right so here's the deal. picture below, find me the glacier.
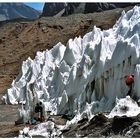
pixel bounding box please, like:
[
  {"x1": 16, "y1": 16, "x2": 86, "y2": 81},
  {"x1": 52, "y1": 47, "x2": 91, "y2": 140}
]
[{"x1": 2, "y1": 6, "x2": 140, "y2": 124}]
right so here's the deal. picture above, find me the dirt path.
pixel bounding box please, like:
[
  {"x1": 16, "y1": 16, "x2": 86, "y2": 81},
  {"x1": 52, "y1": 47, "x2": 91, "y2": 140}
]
[{"x1": 0, "y1": 104, "x2": 25, "y2": 137}]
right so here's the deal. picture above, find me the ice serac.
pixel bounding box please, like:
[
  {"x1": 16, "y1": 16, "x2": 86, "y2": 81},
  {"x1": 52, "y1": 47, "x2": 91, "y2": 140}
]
[{"x1": 2, "y1": 6, "x2": 140, "y2": 120}]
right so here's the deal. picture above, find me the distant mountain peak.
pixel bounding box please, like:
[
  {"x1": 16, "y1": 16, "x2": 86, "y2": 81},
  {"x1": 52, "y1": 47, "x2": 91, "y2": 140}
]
[{"x1": 0, "y1": 3, "x2": 41, "y2": 21}]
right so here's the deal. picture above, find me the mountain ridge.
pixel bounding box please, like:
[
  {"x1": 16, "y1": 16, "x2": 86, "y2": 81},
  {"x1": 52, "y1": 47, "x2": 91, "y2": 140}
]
[
  {"x1": 41, "y1": 3, "x2": 139, "y2": 17},
  {"x1": 0, "y1": 3, "x2": 41, "y2": 21}
]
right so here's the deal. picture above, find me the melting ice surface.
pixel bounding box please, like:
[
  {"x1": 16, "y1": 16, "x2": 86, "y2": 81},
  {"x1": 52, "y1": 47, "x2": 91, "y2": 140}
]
[{"x1": 3, "y1": 6, "x2": 140, "y2": 137}]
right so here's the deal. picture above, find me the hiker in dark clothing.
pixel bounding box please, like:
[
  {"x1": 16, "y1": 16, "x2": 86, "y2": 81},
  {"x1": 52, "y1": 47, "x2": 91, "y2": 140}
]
[
  {"x1": 35, "y1": 103, "x2": 40, "y2": 113},
  {"x1": 33, "y1": 103, "x2": 40, "y2": 121},
  {"x1": 38, "y1": 102, "x2": 43, "y2": 119},
  {"x1": 34, "y1": 102, "x2": 45, "y2": 122}
]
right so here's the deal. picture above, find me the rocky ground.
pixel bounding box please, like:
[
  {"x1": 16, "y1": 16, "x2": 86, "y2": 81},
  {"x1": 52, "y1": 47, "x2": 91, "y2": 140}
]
[
  {"x1": 0, "y1": 104, "x2": 25, "y2": 137},
  {"x1": 61, "y1": 113, "x2": 140, "y2": 138},
  {"x1": 16, "y1": 112, "x2": 140, "y2": 138},
  {"x1": 0, "y1": 6, "x2": 136, "y2": 137},
  {"x1": 1, "y1": 104, "x2": 140, "y2": 137}
]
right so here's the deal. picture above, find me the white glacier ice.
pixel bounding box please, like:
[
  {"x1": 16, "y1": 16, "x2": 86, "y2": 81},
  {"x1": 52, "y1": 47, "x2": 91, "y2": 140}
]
[{"x1": 2, "y1": 6, "x2": 140, "y2": 125}]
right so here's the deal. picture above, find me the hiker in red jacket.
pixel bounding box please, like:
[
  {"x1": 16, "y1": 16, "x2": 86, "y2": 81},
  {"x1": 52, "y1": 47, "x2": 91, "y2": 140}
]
[{"x1": 125, "y1": 74, "x2": 134, "y2": 96}]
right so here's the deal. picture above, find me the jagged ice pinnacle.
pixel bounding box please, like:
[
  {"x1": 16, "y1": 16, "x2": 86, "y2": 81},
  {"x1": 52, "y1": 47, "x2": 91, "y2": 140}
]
[{"x1": 2, "y1": 6, "x2": 140, "y2": 120}]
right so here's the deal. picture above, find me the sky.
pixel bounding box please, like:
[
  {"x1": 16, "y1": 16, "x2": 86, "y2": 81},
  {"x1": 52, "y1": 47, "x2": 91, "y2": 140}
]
[{"x1": 24, "y1": 3, "x2": 44, "y2": 11}]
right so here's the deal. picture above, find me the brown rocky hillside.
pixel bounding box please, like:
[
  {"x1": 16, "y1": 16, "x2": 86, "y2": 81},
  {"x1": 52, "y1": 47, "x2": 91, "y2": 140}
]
[{"x1": 0, "y1": 6, "x2": 133, "y2": 98}]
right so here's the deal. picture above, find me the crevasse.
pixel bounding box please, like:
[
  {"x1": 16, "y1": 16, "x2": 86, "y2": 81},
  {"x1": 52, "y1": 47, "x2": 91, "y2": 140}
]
[{"x1": 2, "y1": 6, "x2": 140, "y2": 119}]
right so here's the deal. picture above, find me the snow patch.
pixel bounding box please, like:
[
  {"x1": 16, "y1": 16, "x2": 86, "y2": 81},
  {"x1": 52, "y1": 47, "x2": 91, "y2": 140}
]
[
  {"x1": 107, "y1": 96, "x2": 140, "y2": 118},
  {"x1": 18, "y1": 121, "x2": 64, "y2": 138}
]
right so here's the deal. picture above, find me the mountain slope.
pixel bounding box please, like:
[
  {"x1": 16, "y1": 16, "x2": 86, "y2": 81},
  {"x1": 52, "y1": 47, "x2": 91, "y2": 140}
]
[
  {"x1": 0, "y1": 3, "x2": 41, "y2": 21},
  {"x1": 0, "y1": 6, "x2": 132, "y2": 98},
  {"x1": 1, "y1": 5, "x2": 140, "y2": 138}
]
